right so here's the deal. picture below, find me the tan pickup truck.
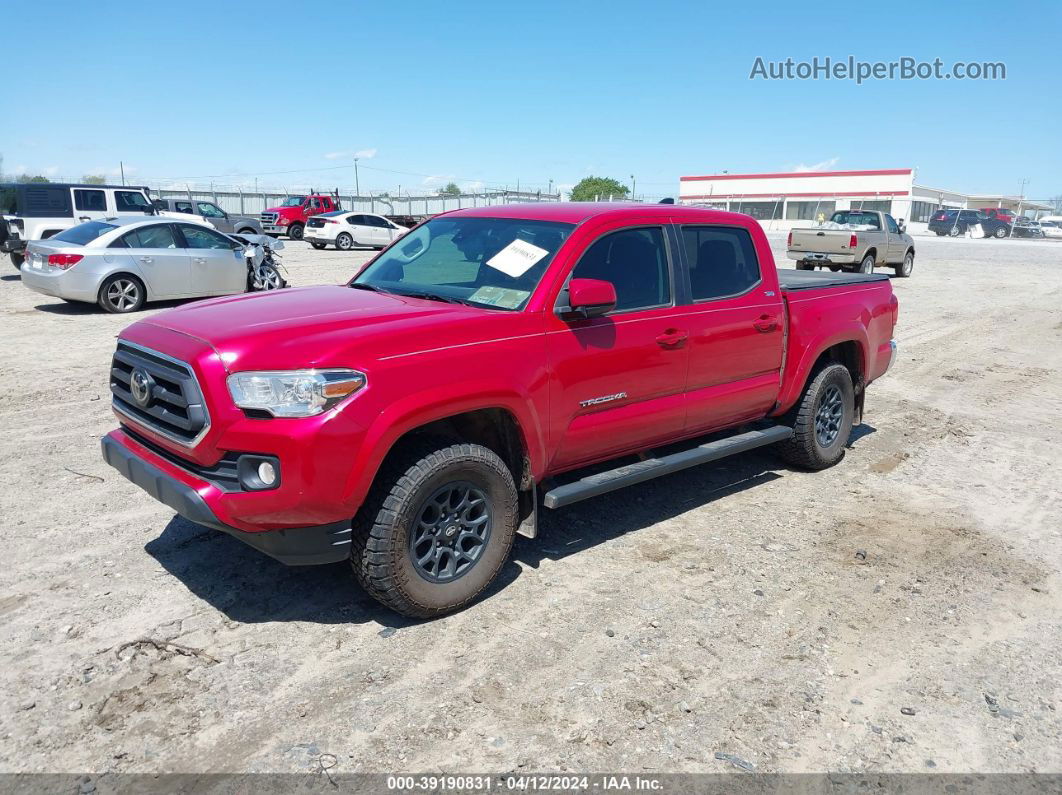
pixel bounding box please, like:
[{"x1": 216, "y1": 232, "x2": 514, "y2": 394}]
[{"x1": 787, "y1": 209, "x2": 915, "y2": 278}]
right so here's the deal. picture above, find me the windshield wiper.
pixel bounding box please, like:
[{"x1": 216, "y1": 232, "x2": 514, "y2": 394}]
[
  {"x1": 392, "y1": 290, "x2": 469, "y2": 305},
  {"x1": 350, "y1": 282, "x2": 391, "y2": 294}
]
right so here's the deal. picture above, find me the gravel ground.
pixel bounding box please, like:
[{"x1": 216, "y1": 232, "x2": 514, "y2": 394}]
[{"x1": 0, "y1": 231, "x2": 1060, "y2": 775}]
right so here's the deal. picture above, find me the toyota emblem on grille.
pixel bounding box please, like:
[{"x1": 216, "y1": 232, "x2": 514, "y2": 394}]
[{"x1": 130, "y1": 369, "x2": 155, "y2": 408}]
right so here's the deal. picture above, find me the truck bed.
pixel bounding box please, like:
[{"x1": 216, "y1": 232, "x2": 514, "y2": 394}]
[{"x1": 777, "y1": 269, "x2": 890, "y2": 291}]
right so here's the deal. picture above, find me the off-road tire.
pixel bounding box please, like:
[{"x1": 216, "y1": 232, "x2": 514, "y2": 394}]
[
  {"x1": 287, "y1": 223, "x2": 304, "y2": 241},
  {"x1": 775, "y1": 363, "x2": 855, "y2": 471},
  {"x1": 894, "y1": 250, "x2": 914, "y2": 278},
  {"x1": 309, "y1": 241, "x2": 327, "y2": 250},
  {"x1": 350, "y1": 442, "x2": 518, "y2": 618}
]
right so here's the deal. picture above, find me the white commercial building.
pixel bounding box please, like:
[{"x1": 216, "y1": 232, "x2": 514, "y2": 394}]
[{"x1": 678, "y1": 168, "x2": 1050, "y2": 231}]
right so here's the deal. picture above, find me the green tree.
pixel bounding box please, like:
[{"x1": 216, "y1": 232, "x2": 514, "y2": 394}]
[
  {"x1": 570, "y1": 176, "x2": 629, "y2": 202},
  {"x1": 17, "y1": 174, "x2": 51, "y2": 183},
  {"x1": 82, "y1": 175, "x2": 106, "y2": 184},
  {"x1": 440, "y1": 182, "x2": 461, "y2": 196}
]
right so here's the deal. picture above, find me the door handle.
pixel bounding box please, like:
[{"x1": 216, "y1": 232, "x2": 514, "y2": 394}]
[
  {"x1": 193, "y1": 257, "x2": 206, "y2": 264},
  {"x1": 753, "y1": 314, "x2": 779, "y2": 333},
  {"x1": 78, "y1": 216, "x2": 90, "y2": 221},
  {"x1": 138, "y1": 256, "x2": 153, "y2": 264},
  {"x1": 656, "y1": 328, "x2": 689, "y2": 348}
]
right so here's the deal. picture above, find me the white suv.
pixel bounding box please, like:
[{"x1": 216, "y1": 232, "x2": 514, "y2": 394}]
[
  {"x1": 304, "y1": 211, "x2": 408, "y2": 251},
  {"x1": 1, "y1": 182, "x2": 155, "y2": 269}
]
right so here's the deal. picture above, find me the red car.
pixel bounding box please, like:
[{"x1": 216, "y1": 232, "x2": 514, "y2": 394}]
[
  {"x1": 979, "y1": 208, "x2": 1016, "y2": 224},
  {"x1": 259, "y1": 193, "x2": 341, "y2": 240},
  {"x1": 101, "y1": 202, "x2": 898, "y2": 617}
]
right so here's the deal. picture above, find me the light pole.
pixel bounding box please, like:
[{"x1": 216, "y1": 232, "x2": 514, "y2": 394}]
[
  {"x1": 354, "y1": 158, "x2": 361, "y2": 200},
  {"x1": 630, "y1": 174, "x2": 635, "y2": 200}
]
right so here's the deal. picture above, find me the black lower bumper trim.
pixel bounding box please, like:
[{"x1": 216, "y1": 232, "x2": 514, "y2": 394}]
[{"x1": 101, "y1": 435, "x2": 352, "y2": 565}]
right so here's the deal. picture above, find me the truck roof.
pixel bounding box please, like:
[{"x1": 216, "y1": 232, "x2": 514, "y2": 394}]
[{"x1": 446, "y1": 201, "x2": 748, "y2": 225}]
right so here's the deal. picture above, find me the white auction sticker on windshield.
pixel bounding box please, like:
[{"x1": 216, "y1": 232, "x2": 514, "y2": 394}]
[{"x1": 485, "y1": 239, "x2": 549, "y2": 278}]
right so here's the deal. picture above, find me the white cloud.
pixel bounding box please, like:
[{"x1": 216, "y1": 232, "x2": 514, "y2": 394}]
[
  {"x1": 324, "y1": 148, "x2": 377, "y2": 160},
  {"x1": 421, "y1": 174, "x2": 454, "y2": 187},
  {"x1": 460, "y1": 180, "x2": 484, "y2": 192},
  {"x1": 791, "y1": 157, "x2": 840, "y2": 173},
  {"x1": 42, "y1": 166, "x2": 59, "y2": 176}
]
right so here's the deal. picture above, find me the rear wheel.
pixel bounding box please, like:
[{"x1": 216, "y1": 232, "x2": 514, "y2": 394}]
[
  {"x1": 336, "y1": 232, "x2": 354, "y2": 251},
  {"x1": 894, "y1": 250, "x2": 914, "y2": 278},
  {"x1": 98, "y1": 274, "x2": 145, "y2": 314},
  {"x1": 859, "y1": 254, "x2": 875, "y2": 274},
  {"x1": 775, "y1": 363, "x2": 855, "y2": 470},
  {"x1": 287, "y1": 223, "x2": 304, "y2": 241},
  {"x1": 948, "y1": 226, "x2": 961, "y2": 237},
  {"x1": 350, "y1": 442, "x2": 518, "y2": 618},
  {"x1": 309, "y1": 241, "x2": 327, "y2": 250},
  {"x1": 10, "y1": 252, "x2": 25, "y2": 270},
  {"x1": 796, "y1": 261, "x2": 813, "y2": 271}
]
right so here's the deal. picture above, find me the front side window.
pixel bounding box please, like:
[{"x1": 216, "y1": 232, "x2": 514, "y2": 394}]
[
  {"x1": 180, "y1": 225, "x2": 236, "y2": 250},
  {"x1": 885, "y1": 214, "x2": 900, "y2": 233},
  {"x1": 197, "y1": 202, "x2": 226, "y2": 218},
  {"x1": 353, "y1": 216, "x2": 574, "y2": 311},
  {"x1": 570, "y1": 227, "x2": 671, "y2": 313},
  {"x1": 175, "y1": 201, "x2": 194, "y2": 213},
  {"x1": 117, "y1": 224, "x2": 179, "y2": 249},
  {"x1": 74, "y1": 189, "x2": 106, "y2": 212},
  {"x1": 682, "y1": 226, "x2": 760, "y2": 301},
  {"x1": 115, "y1": 191, "x2": 151, "y2": 213}
]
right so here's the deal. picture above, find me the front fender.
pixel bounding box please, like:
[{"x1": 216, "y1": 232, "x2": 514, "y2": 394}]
[{"x1": 340, "y1": 381, "x2": 547, "y2": 512}]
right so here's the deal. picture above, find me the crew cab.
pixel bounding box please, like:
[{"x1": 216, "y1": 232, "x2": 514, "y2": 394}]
[
  {"x1": 788, "y1": 209, "x2": 915, "y2": 277},
  {"x1": 259, "y1": 193, "x2": 341, "y2": 240},
  {"x1": 1, "y1": 182, "x2": 155, "y2": 270},
  {"x1": 101, "y1": 203, "x2": 898, "y2": 618}
]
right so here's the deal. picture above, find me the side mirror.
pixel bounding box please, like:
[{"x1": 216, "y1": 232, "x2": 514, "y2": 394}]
[
  {"x1": 897, "y1": 219, "x2": 906, "y2": 232},
  {"x1": 563, "y1": 278, "x2": 617, "y2": 319}
]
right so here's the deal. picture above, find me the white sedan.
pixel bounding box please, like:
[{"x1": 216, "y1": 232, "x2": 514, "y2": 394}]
[
  {"x1": 1039, "y1": 220, "x2": 1062, "y2": 239},
  {"x1": 304, "y1": 212, "x2": 408, "y2": 251}
]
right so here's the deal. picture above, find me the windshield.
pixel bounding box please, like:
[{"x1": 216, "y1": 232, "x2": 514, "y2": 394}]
[
  {"x1": 50, "y1": 221, "x2": 117, "y2": 245},
  {"x1": 280, "y1": 196, "x2": 306, "y2": 207},
  {"x1": 352, "y1": 216, "x2": 574, "y2": 311}
]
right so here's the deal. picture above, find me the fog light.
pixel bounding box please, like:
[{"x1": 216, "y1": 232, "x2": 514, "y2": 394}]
[{"x1": 257, "y1": 461, "x2": 277, "y2": 486}]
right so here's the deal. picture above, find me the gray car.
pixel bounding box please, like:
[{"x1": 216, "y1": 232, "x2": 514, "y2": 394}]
[
  {"x1": 152, "y1": 197, "x2": 263, "y2": 236},
  {"x1": 20, "y1": 217, "x2": 265, "y2": 313}
]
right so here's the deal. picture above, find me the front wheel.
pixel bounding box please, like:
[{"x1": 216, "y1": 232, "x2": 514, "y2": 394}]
[
  {"x1": 894, "y1": 251, "x2": 914, "y2": 278},
  {"x1": 248, "y1": 262, "x2": 285, "y2": 291},
  {"x1": 287, "y1": 223, "x2": 304, "y2": 241},
  {"x1": 350, "y1": 443, "x2": 518, "y2": 618},
  {"x1": 336, "y1": 232, "x2": 354, "y2": 251},
  {"x1": 775, "y1": 363, "x2": 855, "y2": 471}
]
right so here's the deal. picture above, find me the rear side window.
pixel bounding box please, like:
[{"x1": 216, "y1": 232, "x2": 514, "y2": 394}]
[
  {"x1": 23, "y1": 186, "x2": 72, "y2": 217},
  {"x1": 51, "y1": 221, "x2": 118, "y2": 245},
  {"x1": 115, "y1": 224, "x2": 179, "y2": 249},
  {"x1": 74, "y1": 189, "x2": 106, "y2": 212},
  {"x1": 115, "y1": 191, "x2": 151, "y2": 213},
  {"x1": 682, "y1": 226, "x2": 761, "y2": 301},
  {"x1": 571, "y1": 227, "x2": 671, "y2": 312},
  {"x1": 347, "y1": 214, "x2": 367, "y2": 225}
]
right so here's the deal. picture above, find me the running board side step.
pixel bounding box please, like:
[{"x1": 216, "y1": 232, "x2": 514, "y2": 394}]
[{"x1": 541, "y1": 425, "x2": 793, "y2": 509}]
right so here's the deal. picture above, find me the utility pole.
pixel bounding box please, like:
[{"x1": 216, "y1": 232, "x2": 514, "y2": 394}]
[
  {"x1": 1009, "y1": 178, "x2": 1029, "y2": 238},
  {"x1": 120, "y1": 161, "x2": 125, "y2": 186},
  {"x1": 630, "y1": 174, "x2": 635, "y2": 200},
  {"x1": 354, "y1": 158, "x2": 360, "y2": 200}
]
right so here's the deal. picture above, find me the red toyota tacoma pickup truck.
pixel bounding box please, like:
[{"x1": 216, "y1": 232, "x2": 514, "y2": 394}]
[{"x1": 101, "y1": 203, "x2": 898, "y2": 617}]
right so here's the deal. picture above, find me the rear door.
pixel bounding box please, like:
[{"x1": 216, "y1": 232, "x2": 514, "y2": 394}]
[
  {"x1": 72, "y1": 188, "x2": 109, "y2": 224},
  {"x1": 178, "y1": 223, "x2": 246, "y2": 295},
  {"x1": 110, "y1": 223, "x2": 189, "y2": 298},
  {"x1": 547, "y1": 221, "x2": 688, "y2": 470},
  {"x1": 678, "y1": 224, "x2": 784, "y2": 432}
]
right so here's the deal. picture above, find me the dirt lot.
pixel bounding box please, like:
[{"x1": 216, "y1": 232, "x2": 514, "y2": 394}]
[{"x1": 1, "y1": 232, "x2": 1060, "y2": 776}]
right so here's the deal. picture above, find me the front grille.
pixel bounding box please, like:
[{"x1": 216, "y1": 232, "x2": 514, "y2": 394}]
[
  {"x1": 122, "y1": 425, "x2": 241, "y2": 492},
  {"x1": 260, "y1": 212, "x2": 278, "y2": 224},
  {"x1": 110, "y1": 341, "x2": 209, "y2": 446}
]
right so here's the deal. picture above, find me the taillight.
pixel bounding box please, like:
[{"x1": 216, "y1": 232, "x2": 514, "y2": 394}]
[
  {"x1": 848, "y1": 234, "x2": 858, "y2": 249},
  {"x1": 786, "y1": 230, "x2": 793, "y2": 247},
  {"x1": 48, "y1": 253, "x2": 83, "y2": 269},
  {"x1": 323, "y1": 218, "x2": 337, "y2": 224}
]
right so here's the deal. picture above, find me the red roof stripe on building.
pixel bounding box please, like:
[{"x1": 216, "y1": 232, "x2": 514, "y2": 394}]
[
  {"x1": 680, "y1": 169, "x2": 913, "y2": 182},
  {"x1": 681, "y1": 190, "x2": 910, "y2": 200}
]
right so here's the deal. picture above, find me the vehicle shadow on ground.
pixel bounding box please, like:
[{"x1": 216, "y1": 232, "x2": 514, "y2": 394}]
[
  {"x1": 34, "y1": 298, "x2": 190, "y2": 315},
  {"x1": 1, "y1": 274, "x2": 20, "y2": 282},
  {"x1": 146, "y1": 425, "x2": 876, "y2": 627}
]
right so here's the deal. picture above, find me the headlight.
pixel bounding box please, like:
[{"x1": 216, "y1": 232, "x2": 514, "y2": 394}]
[{"x1": 227, "y1": 369, "x2": 366, "y2": 417}]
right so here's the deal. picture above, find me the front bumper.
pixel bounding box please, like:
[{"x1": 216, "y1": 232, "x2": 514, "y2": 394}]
[
  {"x1": 101, "y1": 434, "x2": 352, "y2": 565},
  {"x1": 262, "y1": 224, "x2": 288, "y2": 235}
]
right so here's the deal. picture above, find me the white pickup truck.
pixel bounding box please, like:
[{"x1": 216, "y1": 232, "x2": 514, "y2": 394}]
[{"x1": 787, "y1": 209, "x2": 915, "y2": 278}]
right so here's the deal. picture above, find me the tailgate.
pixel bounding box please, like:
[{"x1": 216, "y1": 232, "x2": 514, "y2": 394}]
[{"x1": 788, "y1": 228, "x2": 852, "y2": 254}]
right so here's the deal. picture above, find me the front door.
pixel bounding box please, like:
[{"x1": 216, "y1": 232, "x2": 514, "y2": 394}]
[
  {"x1": 197, "y1": 201, "x2": 234, "y2": 233},
  {"x1": 677, "y1": 224, "x2": 785, "y2": 433},
  {"x1": 366, "y1": 215, "x2": 393, "y2": 246},
  {"x1": 883, "y1": 214, "x2": 905, "y2": 262},
  {"x1": 178, "y1": 223, "x2": 246, "y2": 295},
  {"x1": 547, "y1": 223, "x2": 689, "y2": 471}
]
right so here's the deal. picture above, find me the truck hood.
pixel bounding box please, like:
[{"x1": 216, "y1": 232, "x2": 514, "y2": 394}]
[{"x1": 133, "y1": 285, "x2": 524, "y2": 373}]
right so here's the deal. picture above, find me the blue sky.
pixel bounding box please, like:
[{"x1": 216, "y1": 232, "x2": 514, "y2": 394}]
[{"x1": 3, "y1": 0, "x2": 1059, "y2": 199}]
